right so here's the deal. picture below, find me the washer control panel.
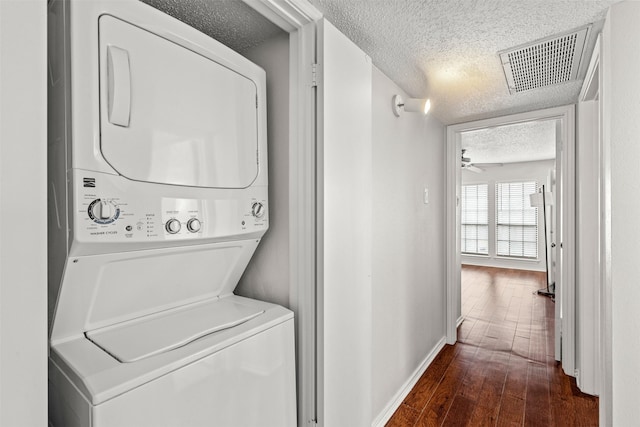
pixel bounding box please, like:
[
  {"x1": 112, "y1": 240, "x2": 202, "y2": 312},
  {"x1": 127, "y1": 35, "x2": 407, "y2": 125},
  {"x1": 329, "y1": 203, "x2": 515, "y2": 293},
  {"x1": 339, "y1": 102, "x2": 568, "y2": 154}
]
[{"x1": 73, "y1": 172, "x2": 268, "y2": 245}]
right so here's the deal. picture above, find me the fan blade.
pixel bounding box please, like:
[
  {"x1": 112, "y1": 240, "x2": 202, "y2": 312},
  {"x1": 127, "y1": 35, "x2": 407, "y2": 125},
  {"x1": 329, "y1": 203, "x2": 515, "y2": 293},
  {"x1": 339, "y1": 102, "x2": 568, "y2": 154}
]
[
  {"x1": 473, "y1": 162, "x2": 503, "y2": 168},
  {"x1": 465, "y1": 165, "x2": 484, "y2": 173}
]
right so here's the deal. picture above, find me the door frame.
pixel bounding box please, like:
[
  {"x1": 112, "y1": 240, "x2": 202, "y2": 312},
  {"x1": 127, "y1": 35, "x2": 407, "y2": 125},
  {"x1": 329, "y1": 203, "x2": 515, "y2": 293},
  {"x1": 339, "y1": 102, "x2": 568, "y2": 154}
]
[
  {"x1": 576, "y1": 34, "x2": 602, "y2": 397},
  {"x1": 242, "y1": 1, "x2": 321, "y2": 425},
  {"x1": 446, "y1": 106, "x2": 576, "y2": 375}
]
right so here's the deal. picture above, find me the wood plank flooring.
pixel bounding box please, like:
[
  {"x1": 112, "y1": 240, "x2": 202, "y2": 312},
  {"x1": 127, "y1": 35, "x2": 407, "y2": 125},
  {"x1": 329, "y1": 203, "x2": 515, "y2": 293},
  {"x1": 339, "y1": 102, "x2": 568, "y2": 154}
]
[{"x1": 386, "y1": 265, "x2": 599, "y2": 427}]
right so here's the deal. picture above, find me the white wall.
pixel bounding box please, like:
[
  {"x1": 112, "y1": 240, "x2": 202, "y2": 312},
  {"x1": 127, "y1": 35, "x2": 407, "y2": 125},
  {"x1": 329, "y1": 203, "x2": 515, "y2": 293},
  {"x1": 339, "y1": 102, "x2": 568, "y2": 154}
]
[
  {"x1": 461, "y1": 160, "x2": 555, "y2": 272},
  {"x1": 371, "y1": 67, "x2": 446, "y2": 423},
  {"x1": 0, "y1": 1, "x2": 48, "y2": 425},
  {"x1": 236, "y1": 32, "x2": 291, "y2": 308},
  {"x1": 318, "y1": 19, "x2": 372, "y2": 427},
  {"x1": 602, "y1": 2, "x2": 640, "y2": 424}
]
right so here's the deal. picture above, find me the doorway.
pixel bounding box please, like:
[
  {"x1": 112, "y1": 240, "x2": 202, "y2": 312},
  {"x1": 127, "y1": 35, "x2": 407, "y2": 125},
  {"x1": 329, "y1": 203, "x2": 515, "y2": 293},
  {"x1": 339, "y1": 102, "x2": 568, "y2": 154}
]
[
  {"x1": 446, "y1": 105, "x2": 576, "y2": 376},
  {"x1": 458, "y1": 118, "x2": 558, "y2": 352},
  {"x1": 459, "y1": 120, "x2": 557, "y2": 278}
]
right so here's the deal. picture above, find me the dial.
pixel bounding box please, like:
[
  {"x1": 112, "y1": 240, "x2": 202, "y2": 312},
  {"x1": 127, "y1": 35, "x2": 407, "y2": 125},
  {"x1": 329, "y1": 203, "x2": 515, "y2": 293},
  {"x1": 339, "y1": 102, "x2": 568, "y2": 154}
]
[
  {"x1": 165, "y1": 218, "x2": 181, "y2": 234},
  {"x1": 88, "y1": 199, "x2": 120, "y2": 224},
  {"x1": 187, "y1": 218, "x2": 201, "y2": 233},
  {"x1": 251, "y1": 202, "x2": 266, "y2": 219}
]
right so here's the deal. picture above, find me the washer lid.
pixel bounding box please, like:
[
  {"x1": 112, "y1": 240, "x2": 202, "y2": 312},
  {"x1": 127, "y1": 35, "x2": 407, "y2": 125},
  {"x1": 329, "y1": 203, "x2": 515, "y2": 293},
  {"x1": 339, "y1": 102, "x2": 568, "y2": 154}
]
[{"x1": 86, "y1": 298, "x2": 264, "y2": 363}]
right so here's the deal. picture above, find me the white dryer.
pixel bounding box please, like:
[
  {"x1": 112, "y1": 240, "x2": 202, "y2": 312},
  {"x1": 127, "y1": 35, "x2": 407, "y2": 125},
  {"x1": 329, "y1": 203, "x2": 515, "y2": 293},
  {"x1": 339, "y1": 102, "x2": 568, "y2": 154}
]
[{"x1": 47, "y1": 1, "x2": 295, "y2": 426}]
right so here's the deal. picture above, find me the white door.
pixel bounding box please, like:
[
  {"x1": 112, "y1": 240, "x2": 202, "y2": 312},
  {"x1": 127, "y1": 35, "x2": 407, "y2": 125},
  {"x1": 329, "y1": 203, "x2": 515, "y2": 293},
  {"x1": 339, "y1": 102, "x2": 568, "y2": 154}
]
[
  {"x1": 316, "y1": 18, "x2": 373, "y2": 427},
  {"x1": 98, "y1": 15, "x2": 260, "y2": 188},
  {"x1": 576, "y1": 99, "x2": 600, "y2": 394},
  {"x1": 575, "y1": 35, "x2": 602, "y2": 396},
  {"x1": 555, "y1": 111, "x2": 577, "y2": 374},
  {"x1": 555, "y1": 120, "x2": 563, "y2": 362},
  {"x1": 547, "y1": 170, "x2": 556, "y2": 289}
]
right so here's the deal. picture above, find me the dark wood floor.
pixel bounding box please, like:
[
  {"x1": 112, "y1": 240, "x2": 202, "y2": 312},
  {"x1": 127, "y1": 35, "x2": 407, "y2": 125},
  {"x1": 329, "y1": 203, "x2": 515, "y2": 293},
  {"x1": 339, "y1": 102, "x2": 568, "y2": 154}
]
[{"x1": 386, "y1": 265, "x2": 599, "y2": 426}]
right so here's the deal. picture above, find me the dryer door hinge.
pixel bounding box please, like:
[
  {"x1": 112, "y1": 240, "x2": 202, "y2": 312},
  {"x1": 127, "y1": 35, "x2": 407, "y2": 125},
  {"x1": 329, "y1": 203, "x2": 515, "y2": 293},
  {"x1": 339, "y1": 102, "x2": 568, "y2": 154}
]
[{"x1": 311, "y1": 63, "x2": 318, "y2": 87}]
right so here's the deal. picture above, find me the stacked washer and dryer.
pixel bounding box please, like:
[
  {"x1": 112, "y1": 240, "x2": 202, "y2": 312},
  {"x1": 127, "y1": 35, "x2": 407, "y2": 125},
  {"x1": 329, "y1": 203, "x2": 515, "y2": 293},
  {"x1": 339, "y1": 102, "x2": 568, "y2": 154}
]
[{"x1": 47, "y1": 1, "x2": 296, "y2": 425}]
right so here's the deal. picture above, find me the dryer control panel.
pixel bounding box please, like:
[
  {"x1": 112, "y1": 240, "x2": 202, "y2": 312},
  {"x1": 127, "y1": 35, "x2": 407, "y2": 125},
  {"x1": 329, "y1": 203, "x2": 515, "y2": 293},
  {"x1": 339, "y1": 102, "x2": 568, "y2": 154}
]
[{"x1": 71, "y1": 171, "x2": 268, "y2": 252}]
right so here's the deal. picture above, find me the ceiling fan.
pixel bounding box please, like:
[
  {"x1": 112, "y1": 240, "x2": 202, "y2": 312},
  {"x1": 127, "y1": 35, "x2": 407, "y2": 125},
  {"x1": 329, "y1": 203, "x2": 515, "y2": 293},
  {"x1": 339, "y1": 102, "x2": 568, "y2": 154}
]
[{"x1": 461, "y1": 149, "x2": 503, "y2": 173}]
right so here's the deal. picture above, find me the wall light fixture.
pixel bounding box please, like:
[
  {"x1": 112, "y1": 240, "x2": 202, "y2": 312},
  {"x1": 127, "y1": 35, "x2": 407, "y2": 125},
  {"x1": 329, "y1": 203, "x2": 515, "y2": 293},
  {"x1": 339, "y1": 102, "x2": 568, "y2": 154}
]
[{"x1": 392, "y1": 95, "x2": 431, "y2": 117}]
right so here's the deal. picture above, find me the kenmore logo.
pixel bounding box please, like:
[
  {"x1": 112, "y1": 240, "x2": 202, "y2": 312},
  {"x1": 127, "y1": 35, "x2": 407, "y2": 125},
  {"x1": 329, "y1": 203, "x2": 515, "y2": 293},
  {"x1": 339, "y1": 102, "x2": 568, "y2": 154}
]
[{"x1": 83, "y1": 177, "x2": 96, "y2": 188}]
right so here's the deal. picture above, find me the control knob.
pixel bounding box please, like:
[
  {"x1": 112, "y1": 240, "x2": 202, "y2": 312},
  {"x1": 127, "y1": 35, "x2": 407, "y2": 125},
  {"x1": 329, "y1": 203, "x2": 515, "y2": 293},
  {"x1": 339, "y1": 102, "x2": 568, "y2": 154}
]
[
  {"x1": 251, "y1": 202, "x2": 266, "y2": 219},
  {"x1": 88, "y1": 199, "x2": 119, "y2": 224},
  {"x1": 187, "y1": 218, "x2": 201, "y2": 233},
  {"x1": 165, "y1": 218, "x2": 181, "y2": 234}
]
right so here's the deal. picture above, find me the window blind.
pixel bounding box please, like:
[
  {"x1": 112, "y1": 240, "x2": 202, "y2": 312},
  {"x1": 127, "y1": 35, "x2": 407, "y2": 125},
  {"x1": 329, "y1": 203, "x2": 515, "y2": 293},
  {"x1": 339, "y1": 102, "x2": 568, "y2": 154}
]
[
  {"x1": 461, "y1": 184, "x2": 489, "y2": 255},
  {"x1": 496, "y1": 181, "x2": 538, "y2": 259}
]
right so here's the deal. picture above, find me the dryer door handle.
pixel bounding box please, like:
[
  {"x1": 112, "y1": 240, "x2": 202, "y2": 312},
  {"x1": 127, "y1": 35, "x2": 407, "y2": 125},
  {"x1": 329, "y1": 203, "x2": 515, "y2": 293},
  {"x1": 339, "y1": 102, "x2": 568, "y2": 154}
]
[{"x1": 107, "y1": 45, "x2": 131, "y2": 127}]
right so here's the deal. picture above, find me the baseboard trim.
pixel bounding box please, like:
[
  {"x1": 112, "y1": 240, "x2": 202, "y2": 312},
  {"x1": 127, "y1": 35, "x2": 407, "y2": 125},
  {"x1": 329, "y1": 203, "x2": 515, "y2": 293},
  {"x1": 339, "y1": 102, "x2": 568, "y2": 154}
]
[
  {"x1": 457, "y1": 316, "x2": 464, "y2": 328},
  {"x1": 371, "y1": 336, "x2": 447, "y2": 427}
]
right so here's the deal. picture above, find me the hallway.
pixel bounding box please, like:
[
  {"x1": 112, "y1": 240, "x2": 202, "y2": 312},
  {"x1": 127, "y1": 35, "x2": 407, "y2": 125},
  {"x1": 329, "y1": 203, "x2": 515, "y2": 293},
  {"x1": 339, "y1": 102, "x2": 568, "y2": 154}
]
[{"x1": 386, "y1": 265, "x2": 598, "y2": 426}]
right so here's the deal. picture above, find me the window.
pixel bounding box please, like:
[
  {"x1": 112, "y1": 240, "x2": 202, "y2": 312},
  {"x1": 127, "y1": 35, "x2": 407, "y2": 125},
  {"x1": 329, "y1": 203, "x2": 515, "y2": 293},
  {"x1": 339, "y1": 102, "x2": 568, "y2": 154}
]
[
  {"x1": 461, "y1": 184, "x2": 488, "y2": 255},
  {"x1": 496, "y1": 181, "x2": 538, "y2": 258}
]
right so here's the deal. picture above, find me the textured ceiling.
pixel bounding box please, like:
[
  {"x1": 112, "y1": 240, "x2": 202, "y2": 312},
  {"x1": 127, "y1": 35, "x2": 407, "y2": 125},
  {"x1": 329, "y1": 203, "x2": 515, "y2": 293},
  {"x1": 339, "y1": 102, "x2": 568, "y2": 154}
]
[
  {"x1": 140, "y1": 0, "x2": 283, "y2": 54},
  {"x1": 141, "y1": 0, "x2": 619, "y2": 125},
  {"x1": 461, "y1": 120, "x2": 557, "y2": 164},
  {"x1": 308, "y1": 0, "x2": 619, "y2": 124}
]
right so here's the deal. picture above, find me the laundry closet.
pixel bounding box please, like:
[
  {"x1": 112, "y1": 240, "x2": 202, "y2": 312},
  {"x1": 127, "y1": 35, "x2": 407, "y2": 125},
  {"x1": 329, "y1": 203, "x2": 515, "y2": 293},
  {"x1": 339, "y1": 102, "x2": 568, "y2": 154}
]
[{"x1": 46, "y1": 0, "x2": 295, "y2": 425}]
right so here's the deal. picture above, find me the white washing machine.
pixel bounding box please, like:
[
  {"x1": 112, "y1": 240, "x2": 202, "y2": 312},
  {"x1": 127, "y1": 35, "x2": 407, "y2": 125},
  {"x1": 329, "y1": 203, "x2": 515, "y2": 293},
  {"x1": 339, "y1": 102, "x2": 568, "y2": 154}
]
[{"x1": 47, "y1": 1, "x2": 296, "y2": 426}]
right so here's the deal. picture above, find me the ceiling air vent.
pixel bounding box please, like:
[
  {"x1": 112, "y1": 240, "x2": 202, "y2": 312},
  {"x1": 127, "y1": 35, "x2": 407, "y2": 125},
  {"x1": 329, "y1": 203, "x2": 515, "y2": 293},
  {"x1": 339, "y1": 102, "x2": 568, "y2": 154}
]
[{"x1": 499, "y1": 26, "x2": 590, "y2": 94}]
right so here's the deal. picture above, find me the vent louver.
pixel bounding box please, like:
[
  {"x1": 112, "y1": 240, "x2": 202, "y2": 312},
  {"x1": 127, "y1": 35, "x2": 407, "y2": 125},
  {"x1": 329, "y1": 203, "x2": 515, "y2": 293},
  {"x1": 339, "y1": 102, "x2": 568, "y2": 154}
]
[{"x1": 499, "y1": 26, "x2": 590, "y2": 94}]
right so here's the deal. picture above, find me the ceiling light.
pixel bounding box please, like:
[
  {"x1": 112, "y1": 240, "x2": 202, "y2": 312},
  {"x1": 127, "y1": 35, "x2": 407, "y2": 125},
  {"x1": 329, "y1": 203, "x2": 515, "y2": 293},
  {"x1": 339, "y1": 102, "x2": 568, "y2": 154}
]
[{"x1": 392, "y1": 95, "x2": 431, "y2": 117}]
